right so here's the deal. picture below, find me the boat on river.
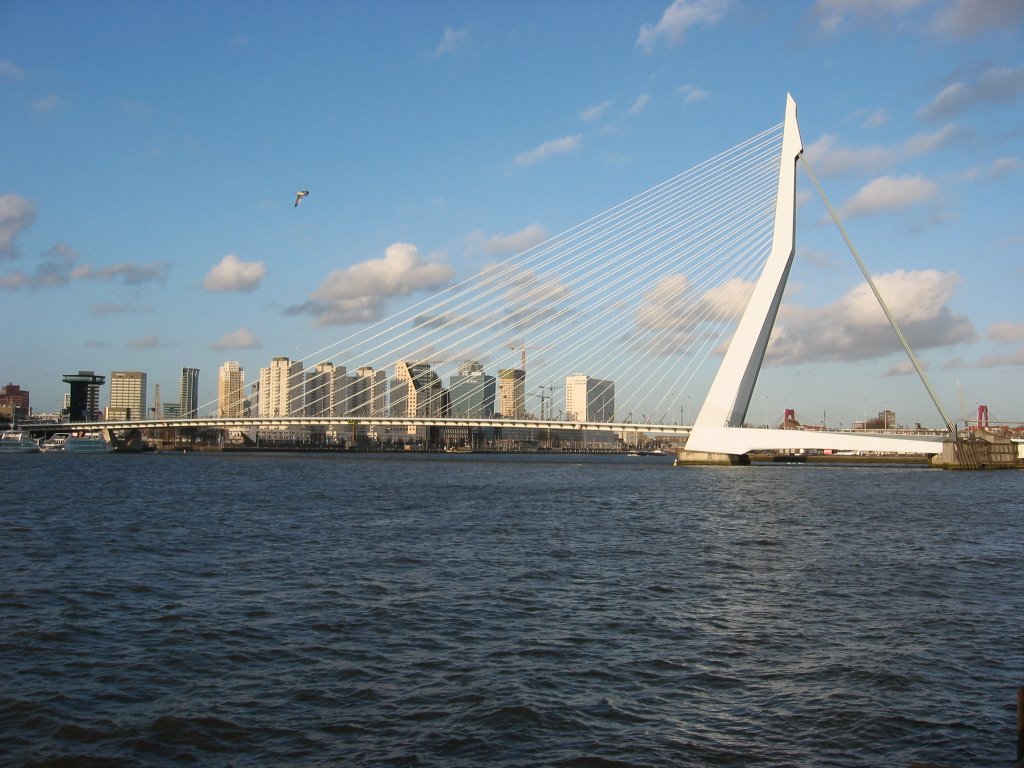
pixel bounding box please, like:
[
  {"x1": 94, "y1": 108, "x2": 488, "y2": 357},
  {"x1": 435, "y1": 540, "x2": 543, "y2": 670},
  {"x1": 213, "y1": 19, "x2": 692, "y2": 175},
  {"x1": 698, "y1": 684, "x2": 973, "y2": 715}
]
[
  {"x1": 40, "y1": 432, "x2": 112, "y2": 453},
  {"x1": 0, "y1": 432, "x2": 41, "y2": 453}
]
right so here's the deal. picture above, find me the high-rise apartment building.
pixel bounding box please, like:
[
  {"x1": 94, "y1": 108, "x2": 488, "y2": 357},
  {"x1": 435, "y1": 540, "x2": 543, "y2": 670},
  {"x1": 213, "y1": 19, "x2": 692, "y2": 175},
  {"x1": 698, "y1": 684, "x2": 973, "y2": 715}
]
[
  {"x1": 390, "y1": 361, "x2": 444, "y2": 418},
  {"x1": 497, "y1": 368, "x2": 526, "y2": 418},
  {"x1": 565, "y1": 374, "x2": 615, "y2": 422},
  {"x1": 348, "y1": 366, "x2": 387, "y2": 417},
  {"x1": 107, "y1": 371, "x2": 147, "y2": 420},
  {"x1": 217, "y1": 361, "x2": 245, "y2": 418},
  {"x1": 179, "y1": 367, "x2": 200, "y2": 419},
  {"x1": 305, "y1": 361, "x2": 348, "y2": 417},
  {"x1": 258, "y1": 357, "x2": 304, "y2": 417},
  {"x1": 448, "y1": 362, "x2": 495, "y2": 418}
]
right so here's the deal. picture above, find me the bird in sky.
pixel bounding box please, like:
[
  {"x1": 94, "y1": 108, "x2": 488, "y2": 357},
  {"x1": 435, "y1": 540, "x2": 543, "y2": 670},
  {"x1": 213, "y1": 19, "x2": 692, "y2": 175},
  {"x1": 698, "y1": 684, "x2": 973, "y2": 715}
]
[{"x1": 294, "y1": 190, "x2": 309, "y2": 207}]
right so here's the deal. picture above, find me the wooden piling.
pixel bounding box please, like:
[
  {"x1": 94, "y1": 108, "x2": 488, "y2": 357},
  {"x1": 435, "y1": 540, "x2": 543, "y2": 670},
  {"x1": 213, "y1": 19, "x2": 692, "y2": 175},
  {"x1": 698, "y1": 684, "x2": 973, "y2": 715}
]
[{"x1": 1017, "y1": 686, "x2": 1023, "y2": 763}]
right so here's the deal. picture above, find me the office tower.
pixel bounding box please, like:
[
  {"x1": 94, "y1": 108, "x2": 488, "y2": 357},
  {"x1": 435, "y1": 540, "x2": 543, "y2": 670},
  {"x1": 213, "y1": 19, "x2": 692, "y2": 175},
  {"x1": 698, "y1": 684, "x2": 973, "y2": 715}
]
[
  {"x1": 179, "y1": 367, "x2": 200, "y2": 419},
  {"x1": 258, "y1": 357, "x2": 303, "y2": 417},
  {"x1": 62, "y1": 371, "x2": 105, "y2": 421},
  {"x1": 107, "y1": 371, "x2": 147, "y2": 420},
  {"x1": 448, "y1": 362, "x2": 495, "y2": 418},
  {"x1": 497, "y1": 368, "x2": 526, "y2": 418},
  {"x1": 217, "y1": 361, "x2": 245, "y2": 418},
  {"x1": 565, "y1": 374, "x2": 615, "y2": 422}
]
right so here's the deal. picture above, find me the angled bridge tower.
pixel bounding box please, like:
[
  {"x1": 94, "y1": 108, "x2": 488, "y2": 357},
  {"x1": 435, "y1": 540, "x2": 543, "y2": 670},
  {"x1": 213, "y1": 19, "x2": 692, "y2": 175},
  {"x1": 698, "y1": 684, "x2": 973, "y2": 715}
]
[{"x1": 682, "y1": 94, "x2": 944, "y2": 462}]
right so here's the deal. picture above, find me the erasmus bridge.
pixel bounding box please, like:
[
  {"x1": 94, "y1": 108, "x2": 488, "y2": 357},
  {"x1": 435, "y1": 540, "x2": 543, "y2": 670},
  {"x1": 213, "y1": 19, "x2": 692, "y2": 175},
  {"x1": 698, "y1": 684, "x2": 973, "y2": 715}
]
[{"x1": 82, "y1": 95, "x2": 953, "y2": 462}]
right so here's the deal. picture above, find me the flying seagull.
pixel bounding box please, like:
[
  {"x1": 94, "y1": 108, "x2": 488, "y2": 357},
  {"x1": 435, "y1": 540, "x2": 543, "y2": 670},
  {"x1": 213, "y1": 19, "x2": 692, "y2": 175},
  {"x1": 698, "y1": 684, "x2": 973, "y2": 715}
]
[{"x1": 294, "y1": 190, "x2": 309, "y2": 207}]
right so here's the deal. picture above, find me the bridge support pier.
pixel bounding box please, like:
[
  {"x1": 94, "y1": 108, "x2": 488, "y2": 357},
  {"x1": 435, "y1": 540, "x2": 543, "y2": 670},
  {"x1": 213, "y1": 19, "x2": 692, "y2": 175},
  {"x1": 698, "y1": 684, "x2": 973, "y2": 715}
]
[{"x1": 673, "y1": 448, "x2": 750, "y2": 466}]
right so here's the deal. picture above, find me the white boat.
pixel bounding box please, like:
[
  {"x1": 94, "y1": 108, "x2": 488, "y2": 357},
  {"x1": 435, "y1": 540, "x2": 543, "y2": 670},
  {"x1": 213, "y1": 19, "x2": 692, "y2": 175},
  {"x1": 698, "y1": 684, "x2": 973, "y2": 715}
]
[
  {"x1": 0, "y1": 432, "x2": 41, "y2": 453},
  {"x1": 40, "y1": 433, "x2": 69, "y2": 452},
  {"x1": 41, "y1": 432, "x2": 112, "y2": 452},
  {"x1": 64, "y1": 432, "x2": 112, "y2": 452}
]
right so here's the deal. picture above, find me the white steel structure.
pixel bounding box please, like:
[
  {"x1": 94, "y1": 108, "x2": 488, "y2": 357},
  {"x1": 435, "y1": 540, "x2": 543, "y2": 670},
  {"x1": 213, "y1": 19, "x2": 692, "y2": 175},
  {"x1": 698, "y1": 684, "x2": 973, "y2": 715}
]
[{"x1": 684, "y1": 94, "x2": 944, "y2": 457}]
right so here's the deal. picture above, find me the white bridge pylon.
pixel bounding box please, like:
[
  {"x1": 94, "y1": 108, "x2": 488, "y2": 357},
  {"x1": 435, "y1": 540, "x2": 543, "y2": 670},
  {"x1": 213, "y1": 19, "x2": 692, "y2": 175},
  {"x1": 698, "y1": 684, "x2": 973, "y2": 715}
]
[{"x1": 684, "y1": 94, "x2": 944, "y2": 457}]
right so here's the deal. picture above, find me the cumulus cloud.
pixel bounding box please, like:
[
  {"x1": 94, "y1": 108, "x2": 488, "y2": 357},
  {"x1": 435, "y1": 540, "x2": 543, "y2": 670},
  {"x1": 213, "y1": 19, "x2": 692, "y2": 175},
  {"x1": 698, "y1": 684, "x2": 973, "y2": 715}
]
[
  {"x1": 203, "y1": 254, "x2": 267, "y2": 293},
  {"x1": 676, "y1": 83, "x2": 711, "y2": 105},
  {"x1": 209, "y1": 328, "x2": 262, "y2": 350},
  {"x1": 0, "y1": 194, "x2": 36, "y2": 258},
  {"x1": 884, "y1": 358, "x2": 928, "y2": 376},
  {"x1": 0, "y1": 242, "x2": 167, "y2": 291},
  {"x1": 988, "y1": 320, "x2": 1024, "y2": 342},
  {"x1": 862, "y1": 108, "x2": 889, "y2": 128},
  {"x1": 766, "y1": 269, "x2": 975, "y2": 364},
  {"x1": 839, "y1": 175, "x2": 941, "y2": 218},
  {"x1": 637, "y1": 0, "x2": 727, "y2": 54},
  {"x1": 918, "y1": 64, "x2": 1024, "y2": 119},
  {"x1": 513, "y1": 134, "x2": 582, "y2": 167},
  {"x1": 126, "y1": 335, "x2": 172, "y2": 351},
  {"x1": 930, "y1": 0, "x2": 1024, "y2": 39},
  {"x1": 286, "y1": 242, "x2": 454, "y2": 326},
  {"x1": 434, "y1": 25, "x2": 471, "y2": 57}
]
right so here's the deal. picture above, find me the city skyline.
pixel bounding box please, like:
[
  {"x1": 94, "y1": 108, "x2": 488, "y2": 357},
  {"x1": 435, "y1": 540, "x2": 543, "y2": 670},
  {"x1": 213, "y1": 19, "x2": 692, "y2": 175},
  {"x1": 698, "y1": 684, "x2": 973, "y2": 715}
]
[{"x1": 2, "y1": 2, "x2": 1022, "y2": 426}]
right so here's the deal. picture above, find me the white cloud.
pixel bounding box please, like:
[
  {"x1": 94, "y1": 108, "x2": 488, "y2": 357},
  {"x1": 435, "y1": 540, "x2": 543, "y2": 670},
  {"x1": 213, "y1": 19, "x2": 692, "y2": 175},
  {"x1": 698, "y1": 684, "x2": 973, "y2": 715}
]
[
  {"x1": 918, "y1": 64, "x2": 1024, "y2": 119},
  {"x1": 637, "y1": 0, "x2": 728, "y2": 54},
  {"x1": 203, "y1": 254, "x2": 267, "y2": 293},
  {"x1": 884, "y1": 358, "x2": 928, "y2": 376},
  {"x1": 862, "y1": 108, "x2": 889, "y2": 128},
  {"x1": 988, "y1": 320, "x2": 1024, "y2": 343},
  {"x1": 0, "y1": 194, "x2": 36, "y2": 258},
  {"x1": 804, "y1": 133, "x2": 896, "y2": 177},
  {"x1": 32, "y1": 93, "x2": 60, "y2": 116},
  {"x1": 286, "y1": 242, "x2": 454, "y2": 326},
  {"x1": 903, "y1": 124, "x2": 966, "y2": 157},
  {"x1": 766, "y1": 269, "x2": 975, "y2": 364},
  {"x1": 513, "y1": 134, "x2": 582, "y2": 167},
  {"x1": 930, "y1": 0, "x2": 1024, "y2": 39},
  {"x1": 126, "y1": 335, "x2": 172, "y2": 352},
  {"x1": 810, "y1": 0, "x2": 928, "y2": 34},
  {"x1": 209, "y1": 328, "x2": 262, "y2": 350},
  {"x1": 626, "y1": 94, "x2": 651, "y2": 116},
  {"x1": 839, "y1": 175, "x2": 941, "y2": 218},
  {"x1": 581, "y1": 99, "x2": 613, "y2": 122},
  {"x1": 960, "y1": 156, "x2": 1022, "y2": 181},
  {"x1": 89, "y1": 302, "x2": 153, "y2": 316},
  {"x1": 1, "y1": 242, "x2": 167, "y2": 291},
  {"x1": 0, "y1": 59, "x2": 25, "y2": 80},
  {"x1": 676, "y1": 83, "x2": 711, "y2": 105},
  {"x1": 470, "y1": 223, "x2": 549, "y2": 256},
  {"x1": 977, "y1": 348, "x2": 1024, "y2": 367},
  {"x1": 434, "y1": 25, "x2": 471, "y2": 58}
]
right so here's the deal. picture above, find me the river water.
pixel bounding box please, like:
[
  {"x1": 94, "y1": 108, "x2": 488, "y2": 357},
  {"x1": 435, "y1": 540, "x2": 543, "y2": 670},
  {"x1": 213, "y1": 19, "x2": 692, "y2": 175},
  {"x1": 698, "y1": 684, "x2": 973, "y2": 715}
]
[{"x1": 1, "y1": 452, "x2": 1021, "y2": 767}]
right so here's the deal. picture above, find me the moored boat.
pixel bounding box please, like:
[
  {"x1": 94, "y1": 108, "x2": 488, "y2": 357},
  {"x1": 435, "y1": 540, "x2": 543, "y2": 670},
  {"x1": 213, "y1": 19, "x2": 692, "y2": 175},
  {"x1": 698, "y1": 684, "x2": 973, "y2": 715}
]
[{"x1": 0, "y1": 432, "x2": 41, "y2": 453}]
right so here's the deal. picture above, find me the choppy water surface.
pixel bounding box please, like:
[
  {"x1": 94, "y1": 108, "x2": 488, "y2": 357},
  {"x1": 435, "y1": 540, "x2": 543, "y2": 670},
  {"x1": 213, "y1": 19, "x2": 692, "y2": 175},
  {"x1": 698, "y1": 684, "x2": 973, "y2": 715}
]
[{"x1": 1, "y1": 453, "x2": 1022, "y2": 767}]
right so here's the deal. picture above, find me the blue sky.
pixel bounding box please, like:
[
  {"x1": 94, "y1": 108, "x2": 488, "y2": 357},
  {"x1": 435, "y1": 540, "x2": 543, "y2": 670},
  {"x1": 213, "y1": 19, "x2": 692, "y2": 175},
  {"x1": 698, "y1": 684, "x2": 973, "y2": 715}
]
[{"x1": 2, "y1": 0, "x2": 1022, "y2": 428}]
